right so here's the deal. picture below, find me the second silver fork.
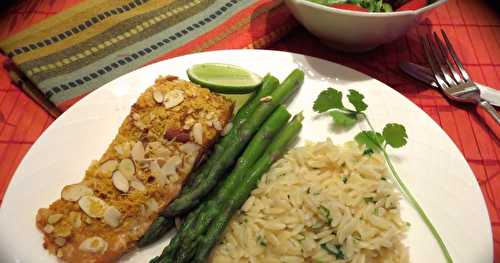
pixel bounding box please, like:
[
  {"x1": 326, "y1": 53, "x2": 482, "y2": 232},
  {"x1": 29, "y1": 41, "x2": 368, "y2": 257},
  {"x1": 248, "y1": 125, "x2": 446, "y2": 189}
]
[{"x1": 421, "y1": 30, "x2": 500, "y2": 125}]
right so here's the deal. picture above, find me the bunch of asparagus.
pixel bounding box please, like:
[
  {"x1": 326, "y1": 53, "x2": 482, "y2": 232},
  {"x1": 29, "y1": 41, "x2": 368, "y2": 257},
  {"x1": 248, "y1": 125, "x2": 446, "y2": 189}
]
[{"x1": 139, "y1": 69, "x2": 305, "y2": 262}]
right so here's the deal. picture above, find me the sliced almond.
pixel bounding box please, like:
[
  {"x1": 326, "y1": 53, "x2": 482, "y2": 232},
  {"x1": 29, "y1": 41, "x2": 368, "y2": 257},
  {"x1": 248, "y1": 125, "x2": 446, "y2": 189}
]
[
  {"x1": 79, "y1": 236, "x2": 108, "y2": 254},
  {"x1": 54, "y1": 237, "x2": 66, "y2": 247},
  {"x1": 146, "y1": 141, "x2": 163, "y2": 154},
  {"x1": 152, "y1": 89, "x2": 164, "y2": 104},
  {"x1": 97, "y1": 159, "x2": 118, "y2": 175},
  {"x1": 149, "y1": 160, "x2": 161, "y2": 176},
  {"x1": 54, "y1": 225, "x2": 71, "y2": 238},
  {"x1": 145, "y1": 198, "x2": 159, "y2": 214},
  {"x1": 260, "y1": 95, "x2": 272, "y2": 102},
  {"x1": 43, "y1": 224, "x2": 54, "y2": 234},
  {"x1": 222, "y1": 122, "x2": 233, "y2": 136},
  {"x1": 103, "y1": 206, "x2": 122, "y2": 228},
  {"x1": 69, "y1": 212, "x2": 82, "y2": 228},
  {"x1": 134, "y1": 120, "x2": 147, "y2": 130},
  {"x1": 112, "y1": 170, "x2": 129, "y2": 193},
  {"x1": 191, "y1": 123, "x2": 203, "y2": 145},
  {"x1": 114, "y1": 142, "x2": 132, "y2": 157},
  {"x1": 131, "y1": 113, "x2": 140, "y2": 121},
  {"x1": 79, "y1": 196, "x2": 108, "y2": 218},
  {"x1": 161, "y1": 156, "x2": 182, "y2": 176},
  {"x1": 179, "y1": 142, "x2": 201, "y2": 155},
  {"x1": 130, "y1": 178, "x2": 146, "y2": 191},
  {"x1": 163, "y1": 89, "x2": 184, "y2": 109},
  {"x1": 183, "y1": 116, "x2": 195, "y2": 130},
  {"x1": 156, "y1": 172, "x2": 168, "y2": 187},
  {"x1": 213, "y1": 119, "x2": 222, "y2": 131},
  {"x1": 47, "y1": 214, "x2": 64, "y2": 224},
  {"x1": 61, "y1": 184, "x2": 93, "y2": 202},
  {"x1": 131, "y1": 141, "x2": 145, "y2": 161},
  {"x1": 118, "y1": 158, "x2": 135, "y2": 179},
  {"x1": 151, "y1": 160, "x2": 168, "y2": 186}
]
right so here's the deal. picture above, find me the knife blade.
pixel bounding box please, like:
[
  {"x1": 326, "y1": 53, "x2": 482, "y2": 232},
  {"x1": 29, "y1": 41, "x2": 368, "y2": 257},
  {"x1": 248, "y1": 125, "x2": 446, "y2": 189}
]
[{"x1": 400, "y1": 61, "x2": 500, "y2": 107}]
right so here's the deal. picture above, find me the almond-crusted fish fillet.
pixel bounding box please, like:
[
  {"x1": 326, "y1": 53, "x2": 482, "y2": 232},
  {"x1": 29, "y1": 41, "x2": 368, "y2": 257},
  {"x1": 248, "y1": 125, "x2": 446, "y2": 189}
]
[{"x1": 36, "y1": 76, "x2": 233, "y2": 263}]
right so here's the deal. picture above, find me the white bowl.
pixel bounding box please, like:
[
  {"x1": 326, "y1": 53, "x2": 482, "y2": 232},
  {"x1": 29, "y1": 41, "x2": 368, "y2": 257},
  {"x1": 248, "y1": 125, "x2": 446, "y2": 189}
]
[{"x1": 284, "y1": 0, "x2": 447, "y2": 52}]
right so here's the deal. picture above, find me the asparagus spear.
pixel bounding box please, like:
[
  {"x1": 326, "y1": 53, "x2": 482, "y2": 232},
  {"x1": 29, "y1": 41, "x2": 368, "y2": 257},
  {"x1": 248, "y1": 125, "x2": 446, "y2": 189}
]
[
  {"x1": 137, "y1": 217, "x2": 174, "y2": 247},
  {"x1": 138, "y1": 75, "x2": 278, "y2": 247},
  {"x1": 150, "y1": 205, "x2": 204, "y2": 263},
  {"x1": 163, "y1": 69, "x2": 304, "y2": 216},
  {"x1": 210, "y1": 105, "x2": 291, "y2": 204},
  {"x1": 192, "y1": 113, "x2": 303, "y2": 263},
  {"x1": 155, "y1": 106, "x2": 292, "y2": 263},
  {"x1": 181, "y1": 74, "x2": 279, "y2": 191}
]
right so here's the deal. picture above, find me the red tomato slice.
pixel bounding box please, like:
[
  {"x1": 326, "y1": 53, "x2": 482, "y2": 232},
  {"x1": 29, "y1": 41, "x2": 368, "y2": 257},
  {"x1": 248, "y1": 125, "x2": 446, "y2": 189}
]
[
  {"x1": 397, "y1": 0, "x2": 428, "y2": 11},
  {"x1": 330, "y1": 3, "x2": 368, "y2": 12}
]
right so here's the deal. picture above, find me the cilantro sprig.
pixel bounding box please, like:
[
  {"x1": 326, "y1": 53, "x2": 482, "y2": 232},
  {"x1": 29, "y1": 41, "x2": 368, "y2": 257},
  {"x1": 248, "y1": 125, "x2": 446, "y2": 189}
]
[
  {"x1": 313, "y1": 88, "x2": 409, "y2": 152},
  {"x1": 313, "y1": 87, "x2": 453, "y2": 263}
]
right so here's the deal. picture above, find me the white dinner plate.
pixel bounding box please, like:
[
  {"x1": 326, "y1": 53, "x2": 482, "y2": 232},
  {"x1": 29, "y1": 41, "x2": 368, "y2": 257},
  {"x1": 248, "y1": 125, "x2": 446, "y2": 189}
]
[{"x1": 0, "y1": 50, "x2": 492, "y2": 263}]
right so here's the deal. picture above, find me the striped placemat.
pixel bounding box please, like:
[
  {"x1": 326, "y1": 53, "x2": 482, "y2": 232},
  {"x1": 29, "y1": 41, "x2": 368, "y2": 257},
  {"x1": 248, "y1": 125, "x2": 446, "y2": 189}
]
[{"x1": 0, "y1": 0, "x2": 296, "y2": 110}]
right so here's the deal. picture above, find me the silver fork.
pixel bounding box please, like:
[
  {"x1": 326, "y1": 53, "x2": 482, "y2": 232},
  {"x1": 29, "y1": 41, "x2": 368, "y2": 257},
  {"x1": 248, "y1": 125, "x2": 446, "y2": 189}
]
[{"x1": 421, "y1": 30, "x2": 500, "y2": 125}]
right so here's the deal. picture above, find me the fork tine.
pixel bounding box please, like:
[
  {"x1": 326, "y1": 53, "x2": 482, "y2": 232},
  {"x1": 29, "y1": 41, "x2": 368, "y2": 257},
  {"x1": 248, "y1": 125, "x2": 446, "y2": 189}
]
[
  {"x1": 433, "y1": 32, "x2": 461, "y2": 85},
  {"x1": 441, "y1": 30, "x2": 471, "y2": 82},
  {"x1": 421, "y1": 35, "x2": 449, "y2": 90},
  {"x1": 427, "y1": 35, "x2": 450, "y2": 87}
]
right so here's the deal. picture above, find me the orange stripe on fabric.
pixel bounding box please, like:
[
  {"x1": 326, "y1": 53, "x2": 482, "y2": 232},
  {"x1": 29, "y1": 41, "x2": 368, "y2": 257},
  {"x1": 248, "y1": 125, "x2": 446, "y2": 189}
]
[
  {"x1": 147, "y1": 0, "x2": 289, "y2": 65},
  {"x1": 213, "y1": 4, "x2": 296, "y2": 50}
]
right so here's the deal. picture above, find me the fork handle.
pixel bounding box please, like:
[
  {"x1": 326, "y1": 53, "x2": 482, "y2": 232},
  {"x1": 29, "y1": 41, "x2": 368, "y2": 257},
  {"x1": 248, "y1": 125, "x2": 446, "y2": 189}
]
[{"x1": 479, "y1": 100, "x2": 500, "y2": 125}]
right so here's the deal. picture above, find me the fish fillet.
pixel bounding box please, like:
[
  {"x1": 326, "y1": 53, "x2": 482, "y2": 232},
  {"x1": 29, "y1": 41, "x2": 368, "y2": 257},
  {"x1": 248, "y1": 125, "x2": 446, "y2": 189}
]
[{"x1": 35, "y1": 76, "x2": 233, "y2": 262}]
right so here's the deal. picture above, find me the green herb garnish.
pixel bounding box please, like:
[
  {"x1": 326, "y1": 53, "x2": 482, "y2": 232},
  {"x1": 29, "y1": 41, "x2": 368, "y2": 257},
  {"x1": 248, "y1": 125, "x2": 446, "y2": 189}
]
[
  {"x1": 320, "y1": 243, "x2": 345, "y2": 260},
  {"x1": 256, "y1": 235, "x2": 267, "y2": 247},
  {"x1": 313, "y1": 88, "x2": 362, "y2": 128},
  {"x1": 318, "y1": 205, "x2": 332, "y2": 225},
  {"x1": 363, "y1": 197, "x2": 375, "y2": 203},
  {"x1": 313, "y1": 87, "x2": 453, "y2": 263}
]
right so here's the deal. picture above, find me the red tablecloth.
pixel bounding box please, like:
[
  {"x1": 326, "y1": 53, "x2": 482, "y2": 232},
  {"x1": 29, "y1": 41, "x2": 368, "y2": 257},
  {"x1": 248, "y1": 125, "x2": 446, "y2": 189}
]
[{"x1": 0, "y1": 0, "x2": 498, "y2": 261}]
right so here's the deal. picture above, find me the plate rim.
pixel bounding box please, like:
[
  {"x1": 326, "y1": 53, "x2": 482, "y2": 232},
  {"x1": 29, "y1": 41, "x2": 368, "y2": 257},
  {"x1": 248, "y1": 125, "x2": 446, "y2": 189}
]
[{"x1": 1, "y1": 49, "x2": 493, "y2": 262}]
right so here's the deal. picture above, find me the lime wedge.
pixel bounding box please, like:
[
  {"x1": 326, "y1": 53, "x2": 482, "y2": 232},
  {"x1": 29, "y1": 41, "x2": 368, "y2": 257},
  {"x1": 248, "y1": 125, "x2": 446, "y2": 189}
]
[
  {"x1": 187, "y1": 63, "x2": 262, "y2": 94},
  {"x1": 219, "y1": 93, "x2": 253, "y2": 113}
]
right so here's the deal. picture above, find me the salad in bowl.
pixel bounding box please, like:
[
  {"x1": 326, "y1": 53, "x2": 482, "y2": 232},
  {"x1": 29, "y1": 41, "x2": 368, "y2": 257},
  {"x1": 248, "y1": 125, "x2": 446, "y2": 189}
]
[
  {"x1": 307, "y1": 0, "x2": 434, "y2": 12},
  {"x1": 286, "y1": 0, "x2": 446, "y2": 52}
]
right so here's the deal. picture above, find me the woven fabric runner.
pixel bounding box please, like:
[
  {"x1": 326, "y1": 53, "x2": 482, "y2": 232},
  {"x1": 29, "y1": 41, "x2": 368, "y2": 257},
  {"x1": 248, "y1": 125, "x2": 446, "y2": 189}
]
[
  {"x1": 0, "y1": 0, "x2": 498, "y2": 260},
  {"x1": 0, "y1": 0, "x2": 294, "y2": 110}
]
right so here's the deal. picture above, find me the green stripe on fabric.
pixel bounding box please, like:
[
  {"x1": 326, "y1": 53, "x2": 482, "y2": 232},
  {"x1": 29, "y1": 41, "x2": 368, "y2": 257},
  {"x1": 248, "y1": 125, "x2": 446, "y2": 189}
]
[
  {"x1": 2, "y1": 0, "x2": 151, "y2": 57},
  {"x1": 41, "y1": 0, "x2": 255, "y2": 105},
  {"x1": 20, "y1": 0, "x2": 214, "y2": 83}
]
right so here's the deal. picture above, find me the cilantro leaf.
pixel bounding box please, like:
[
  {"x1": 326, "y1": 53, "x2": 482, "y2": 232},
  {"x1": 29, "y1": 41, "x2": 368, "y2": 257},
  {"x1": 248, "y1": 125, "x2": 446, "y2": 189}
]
[
  {"x1": 318, "y1": 205, "x2": 332, "y2": 225},
  {"x1": 354, "y1": 131, "x2": 384, "y2": 153},
  {"x1": 313, "y1": 88, "x2": 344, "y2": 113},
  {"x1": 329, "y1": 111, "x2": 357, "y2": 127},
  {"x1": 321, "y1": 243, "x2": 345, "y2": 260},
  {"x1": 347, "y1": 89, "x2": 367, "y2": 112},
  {"x1": 382, "y1": 123, "x2": 408, "y2": 148}
]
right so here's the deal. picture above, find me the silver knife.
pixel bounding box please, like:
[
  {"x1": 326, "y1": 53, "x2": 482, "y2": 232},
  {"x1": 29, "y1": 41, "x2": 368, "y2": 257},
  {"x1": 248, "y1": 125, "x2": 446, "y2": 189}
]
[{"x1": 400, "y1": 61, "x2": 500, "y2": 107}]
